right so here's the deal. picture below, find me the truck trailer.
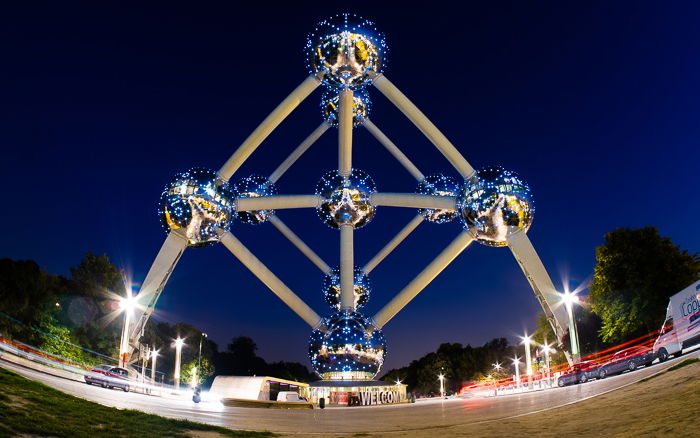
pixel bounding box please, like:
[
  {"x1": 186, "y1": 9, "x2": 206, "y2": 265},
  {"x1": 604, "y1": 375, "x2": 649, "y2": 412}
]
[{"x1": 653, "y1": 279, "x2": 700, "y2": 362}]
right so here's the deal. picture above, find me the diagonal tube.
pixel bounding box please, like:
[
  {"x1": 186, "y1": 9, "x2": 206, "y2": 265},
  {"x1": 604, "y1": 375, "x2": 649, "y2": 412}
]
[
  {"x1": 373, "y1": 230, "x2": 474, "y2": 328},
  {"x1": 371, "y1": 193, "x2": 457, "y2": 210},
  {"x1": 338, "y1": 88, "x2": 354, "y2": 177},
  {"x1": 218, "y1": 75, "x2": 321, "y2": 181},
  {"x1": 219, "y1": 230, "x2": 321, "y2": 327},
  {"x1": 269, "y1": 215, "x2": 330, "y2": 273},
  {"x1": 363, "y1": 214, "x2": 424, "y2": 274},
  {"x1": 269, "y1": 122, "x2": 330, "y2": 183},
  {"x1": 372, "y1": 74, "x2": 475, "y2": 179},
  {"x1": 339, "y1": 224, "x2": 354, "y2": 310},
  {"x1": 363, "y1": 119, "x2": 424, "y2": 181}
]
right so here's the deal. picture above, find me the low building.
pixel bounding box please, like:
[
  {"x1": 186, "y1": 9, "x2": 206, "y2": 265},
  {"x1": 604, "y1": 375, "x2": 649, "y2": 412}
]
[{"x1": 209, "y1": 376, "x2": 309, "y2": 402}]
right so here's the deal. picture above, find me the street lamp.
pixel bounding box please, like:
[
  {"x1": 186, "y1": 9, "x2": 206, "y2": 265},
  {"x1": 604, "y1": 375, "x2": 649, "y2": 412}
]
[
  {"x1": 173, "y1": 337, "x2": 185, "y2": 390},
  {"x1": 520, "y1": 334, "x2": 534, "y2": 389},
  {"x1": 561, "y1": 289, "x2": 581, "y2": 361},
  {"x1": 191, "y1": 366, "x2": 198, "y2": 388},
  {"x1": 150, "y1": 349, "x2": 159, "y2": 384},
  {"x1": 493, "y1": 362, "x2": 502, "y2": 372},
  {"x1": 197, "y1": 332, "x2": 208, "y2": 381},
  {"x1": 540, "y1": 342, "x2": 555, "y2": 385},
  {"x1": 438, "y1": 373, "x2": 445, "y2": 398},
  {"x1": 118, "y1": 290, "x2": 136, "y2": 368},
  {"x1": 512, "y1": 356, "x2": 521, "y2": 389}
]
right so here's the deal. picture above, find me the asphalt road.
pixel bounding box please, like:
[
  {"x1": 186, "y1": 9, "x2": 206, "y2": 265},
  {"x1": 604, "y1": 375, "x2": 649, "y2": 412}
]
[{"x1": 2, "y1": 350, "x2": 698, "y2": 435}]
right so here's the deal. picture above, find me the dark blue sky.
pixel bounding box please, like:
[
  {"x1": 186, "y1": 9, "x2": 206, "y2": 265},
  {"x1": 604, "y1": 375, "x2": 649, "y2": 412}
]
[{"x1": 2, "y1": 2, "x2": 699, "y2": 371}]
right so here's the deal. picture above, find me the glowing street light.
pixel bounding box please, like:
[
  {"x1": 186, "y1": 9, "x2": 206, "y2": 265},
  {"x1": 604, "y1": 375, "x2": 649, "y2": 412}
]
[
  {"x1": 493, "y1": 362, "x2": 502, "y2": 372},
  {"x1": 118, "y1": 290, "x2": 136, "y2": 368},
  {"x1": 520, "y1": 334, "x2": 534, "y2": 389},
  {"x1": 540, "y1": 342, "x2": 555, "y2": 384},
  {"x1": 561, "y1": 289, "x2": 581, "y2": 361},
  {"x1": 512, "y1": 356, "x2": 521, "y2": 389},
  {"x1": 150, "y1": 349, "x2": 159, "y2": 384},
  {"x1": 197, "y1": 332, "x2": 207, "y2": 383},
  {"x1": 438, "y1": 373, "x2": 445, "y2": 398},
  {"x1": 173, "y1": 337, "x2": 185, "y2": 390}
]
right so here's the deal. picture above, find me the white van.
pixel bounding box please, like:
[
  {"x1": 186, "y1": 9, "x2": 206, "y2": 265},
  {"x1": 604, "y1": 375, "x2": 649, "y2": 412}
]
[
  {"x1": 653, "y1": 280, "x2": 700, "y2": 361},
  {"x1": 276, "y1": 391, "x2": 306, "y2": 402}
]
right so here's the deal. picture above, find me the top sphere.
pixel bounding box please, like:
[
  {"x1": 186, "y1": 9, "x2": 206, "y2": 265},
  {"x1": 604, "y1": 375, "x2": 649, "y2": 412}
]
[
  {"x1": 458, "y1": 166, "x2": 534, "y2": 247},
  {"x1": 158, "y1": 168, "x2": 235, "y2": 248},
  {"x1": 306, "y1": 13, "x2": 387, "y2": 89}
]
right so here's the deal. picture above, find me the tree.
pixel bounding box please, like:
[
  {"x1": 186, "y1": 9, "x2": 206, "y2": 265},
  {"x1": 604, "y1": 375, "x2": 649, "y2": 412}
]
[
  {"x1": 180, "y1": 358, "x2": 214, "y2": 387},
  {"x1": 589, "y1": 227, "x2": 700, "y2": 343}
]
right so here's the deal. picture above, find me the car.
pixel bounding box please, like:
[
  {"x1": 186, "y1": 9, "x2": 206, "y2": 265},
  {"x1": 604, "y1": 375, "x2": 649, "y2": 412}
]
[
  {"x1": 598, "y1": 345, "x2": 655, "y2": 379},
  {"x1": 84, "y1": 365, "x2": 131, "y2": 392},
  {"x1": 557, "y1": 361, "x2": 600, "y2": 387}
]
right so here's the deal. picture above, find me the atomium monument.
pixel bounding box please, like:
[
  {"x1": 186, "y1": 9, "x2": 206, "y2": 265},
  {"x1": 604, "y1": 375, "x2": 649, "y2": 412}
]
[{"x1": 126, "y1": 13, "x2": 573, "y2": 399}]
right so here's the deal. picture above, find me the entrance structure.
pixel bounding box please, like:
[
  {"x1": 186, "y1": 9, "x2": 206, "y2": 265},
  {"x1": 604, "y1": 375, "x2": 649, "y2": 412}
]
[{"x1": 125, "y1": 14, "x2": 575, "y2": 398}]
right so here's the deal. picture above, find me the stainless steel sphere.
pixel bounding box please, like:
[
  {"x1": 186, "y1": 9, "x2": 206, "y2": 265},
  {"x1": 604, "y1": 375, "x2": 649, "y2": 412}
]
[
  {"x1": 315, "y1": 169, "x2": 376, "y2": 229},
  {"x1": 158, "y1": 167, "x2": 235, "y2": 247},
  {"x1": 233, "y1": 175, "x2": 277, "y2": 225},
  {"x1": 308, "y1": 310, "x2": 387, "y2": 380},
  {"x1": 305, "y1": 13, "x2": 387, "y2": 89},
  {"x1": 416, "y1": 174, "x2": 459, "y2": 224},
  {"x1": 323, "y1": 266, "x2": 371, "y2": 311},
  {"x1": 321, "y1": 88, "x2": 371, "y2": 127},
  {"x1": 458, "y1": 166, "x2": 534, "y2": 247}
]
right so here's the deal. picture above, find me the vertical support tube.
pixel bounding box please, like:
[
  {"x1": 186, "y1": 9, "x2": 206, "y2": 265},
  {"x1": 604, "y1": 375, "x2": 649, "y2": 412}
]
[
  {"x1": 373, "y1": 75, "x2": 475, "y2": 179},
  {"x1": 269, "y1": 122, "x2": 330, "y2": 183},
  {"x1": 338, "y1": 88, "x2": 354, "y2": 177},
  {"x1": 218, "y1": 75, "x2": 320, "y2": 181},
  {"x1": 340, "y1": 224, "x2": 354, "y2": 310},
  {"x1": 373, "y1": 230, "x2": 474, "y2": 327}
]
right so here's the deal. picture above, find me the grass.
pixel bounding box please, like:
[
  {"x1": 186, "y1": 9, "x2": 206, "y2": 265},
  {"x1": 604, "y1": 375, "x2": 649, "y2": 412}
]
[
  {"x1": 638, "y1": 357, "x2": 700, "y2": 383},
  {"x1": 0, "y1": 367, "x2": 275, "y2": 438}
]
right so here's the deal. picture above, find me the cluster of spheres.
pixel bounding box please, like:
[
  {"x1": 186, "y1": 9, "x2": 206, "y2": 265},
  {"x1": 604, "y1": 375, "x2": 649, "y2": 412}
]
[{"x1": 157, "y1": 14, "x2": 536, "y2": 381}]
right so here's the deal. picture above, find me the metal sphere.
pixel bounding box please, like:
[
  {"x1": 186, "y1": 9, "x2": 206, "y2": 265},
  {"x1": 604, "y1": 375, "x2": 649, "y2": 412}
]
[
  {"x1": 308, "y1": 310, "x2": 387, "y2": 380},
  {"x1": 305, "y1": 13, "x2": 387, "y2": 89},
  {"x1": 321, "y1": 88, "x2": 371, "y2": 127},
  {"x1": 323, "y1": 266, "x2": 371, "y2": 311},
  {"x1": 416, "y1": 174, "x2": 460, "y2": 224},
  {"x1": 458, "y1": 166, "x2": 534, "y2": 247},
  {"x1": 315, "y1": 169, "x2": 376, "y2": 229},
  {"x1": 158, "y1": 167, "x2": 234, "y2": 248},
  {"x1": 233, "y1": 175, "x2": 277, "y2": 225}
]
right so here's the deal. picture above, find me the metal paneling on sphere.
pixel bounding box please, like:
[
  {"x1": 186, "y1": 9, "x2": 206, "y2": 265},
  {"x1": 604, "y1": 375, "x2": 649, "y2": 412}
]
[
  {"x1": 316, "y1": 169, "x2": 376, "y2": 229},
  {"x1": 158, "y1": 168, "x2": 235, "y2": 247},
  {"x1": 308, "y1": 310, "x2": 387, "y2": 380},
  {"x1": 306, "y1": 13, "x2": 387, "y2": 89},
  {"x1": 321, "y1": 88, "x2": 371, "y2": 127},
  {"x1": 323, "y1": 266, "x2": 371, "y2": 311},
  {"x1": 233, "y1": 175, "x2": 277, "y2": 225},
  {"x1": 459, "y1": 166, "x2": 534, "y2": 247},
  {"x1": 416, "y1": 174, "x2": 460, "y2": 224}
]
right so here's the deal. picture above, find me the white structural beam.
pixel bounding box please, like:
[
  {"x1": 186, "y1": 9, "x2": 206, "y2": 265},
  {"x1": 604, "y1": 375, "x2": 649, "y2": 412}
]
[
  {"x1": 339, "y1": 225, "x2": 354, "y2": 310},
  {"x1": 218, "y1": 75, "x2": 321, "y2": 181},
  {"x1": 219, "y1": 230, "x2": 321, "y2": 327},
  {"x1": 269, "y1": 215, "x2": 330, "y2": 273},
  {"x1": 129, "y1": 230, "x2": 188, "y2": 345},
  {"x1": 338, "y1": 88, "x2": 354, "y2": 177},
  {"x1": 269, "y1": 122, "x2": 330, "y2": 183},
  {"x1": 507, "y1": 232, "x2": 569, "y2": 344},
  {"x1": 363, "y1": 214, "x2": 424, "y2": 274},
  {"x1": 363, "y1": 119, "x2": 424, "y2": 181},
  {"x1": 372, "y1": 74, "x2": 475, "y2": 179},
  {"x1": 371, "y1": 192, "x2": 457, "y2": 210},
  {"x1": 373, "y1": 230, "x2": 474, "y2": 328},
  {"x1": 236, "y1": 194, "x2": 320, "y2": 211}
]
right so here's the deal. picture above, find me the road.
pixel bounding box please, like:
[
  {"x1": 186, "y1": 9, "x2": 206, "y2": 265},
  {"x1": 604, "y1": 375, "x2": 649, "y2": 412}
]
[{"x1": 2, "y1": 350, "x2": 698, "y2": 435}]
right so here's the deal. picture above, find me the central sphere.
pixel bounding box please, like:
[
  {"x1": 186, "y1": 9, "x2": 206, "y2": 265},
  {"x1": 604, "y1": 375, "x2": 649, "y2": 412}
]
[
  {"x1": 306, "y1": 13, "x2": 387, "y2": 89},
  {"x1": 315, "y1": 169, "x2": 376, "y2": 229},
  {"x1": 308, "y1": 310, "x2": 387, "y2": 380},
  {"x1": 458, "y1": 166, "x2": 534, "y2": 247},
  {"x1": 321, "y1": 88, "x2": 371, "y2": 127},
  {"x1": 233, "y1": 175, "x2": 277, "y2": 225},
  {"x1": 416, "y1": 174, "x2": 460, "y2": 224},
  {"x1": 158, "y1": 168, "x2": 234, "y2": 247},
  {"x1": 323, "y1": 266, "x2": 371, "y2": 311}
]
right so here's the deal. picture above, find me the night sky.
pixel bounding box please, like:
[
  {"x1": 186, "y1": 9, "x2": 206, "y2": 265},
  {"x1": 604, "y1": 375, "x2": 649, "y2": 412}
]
[{"x1": 2, "y1": 2, "x2": 699, "y2": 372}]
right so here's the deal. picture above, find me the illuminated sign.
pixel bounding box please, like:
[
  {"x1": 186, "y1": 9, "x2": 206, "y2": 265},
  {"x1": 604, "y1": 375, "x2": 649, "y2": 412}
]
[{"x1": 358, "y1": 390, "x2": 402, "y2": 406}]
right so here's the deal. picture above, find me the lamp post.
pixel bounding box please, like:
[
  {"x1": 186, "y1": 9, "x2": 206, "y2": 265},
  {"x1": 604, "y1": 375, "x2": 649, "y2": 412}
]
[
  {"x1": 150, "y1": 349, "x2": 159, "y2": 384},
  {"x1": 512, "y1": 356, "x2": 521, "y2": 390},
  {"x1": 541, "y1": 342, "x2": 555, "y2": 386},
  {"x1": 118, "y1": 290, "x2": 136, "y2": 368},
  {"x1": 521, "y1": 334, "x2": 534, "y2": 389},
  {"x1": 562, "y1": 289, "x2": 581, "y2": 362},
  {"x1": 438, "y1": 373, "x2": 445, "y2": 398},
  {"x1": 174, "y1": 337, "x2": 185, "y2": 390},
  {"x1": 197, "y1": 332, "x2": 207, "y2": 380},
  {"x1": 191, "y1": 366, "x2": 198, "y2": 388}
]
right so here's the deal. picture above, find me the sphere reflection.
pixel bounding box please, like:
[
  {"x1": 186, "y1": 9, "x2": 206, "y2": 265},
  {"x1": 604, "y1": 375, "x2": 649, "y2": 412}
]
[
  {"x1": 416, "y1": 174, "x2": 459, "y2": 224},
  {"x1": 321, "y1": 88, "x2": 370, "y2": 127},
  {"x1": 323, "y1": 266, "x2": 371, "y2": 311},
  {"x1": 233, "y1": 175, "x2": 277, "y2": 225},
  {"x1": 315, "y1": 169, "x2": 376, "y2": 229}
]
